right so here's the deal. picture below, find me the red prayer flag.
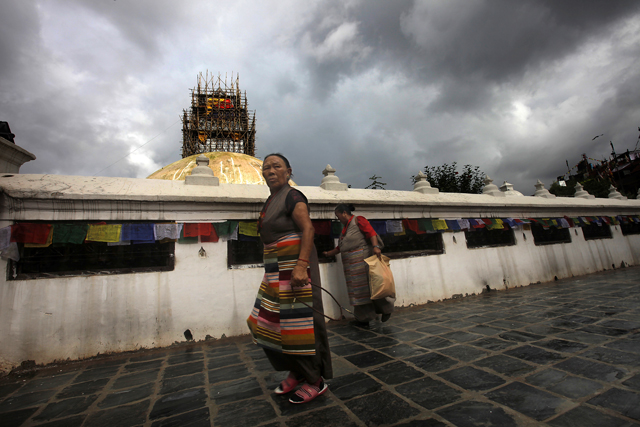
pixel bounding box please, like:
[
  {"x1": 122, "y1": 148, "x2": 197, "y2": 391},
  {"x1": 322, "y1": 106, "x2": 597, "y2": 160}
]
[
  {"x1": 471, "y1": 219, "x2": 485, "y2": 228},
  {"x1": 200, "y1": 225, "x2": 219, "y2": 242},
  {"x1": 312, "y1": 221, "x2": 331, "y2": 236},
  {"x1": 402, "y1": 219, "x2": 425, "y2": 234},
  {"x1": 563, "y1": 216, "x2": 575, "y2": 227},
  {"x1": 183, "y1": 223, "x2": 213, "y2": 237},
  {"x1": 10, "y1": 223, "x2": 52, "y2": 244}
]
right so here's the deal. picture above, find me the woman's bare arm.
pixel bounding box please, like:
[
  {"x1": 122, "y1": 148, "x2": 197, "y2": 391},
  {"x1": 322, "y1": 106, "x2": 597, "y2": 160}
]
[{"x1": 290, "y1": 202, "x2": 315, "y2": 287}]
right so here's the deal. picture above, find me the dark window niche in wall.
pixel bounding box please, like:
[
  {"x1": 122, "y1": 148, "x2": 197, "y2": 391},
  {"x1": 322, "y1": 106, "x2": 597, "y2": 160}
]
[
  {"x1": 227, "y1": 218, "x2": 447, "y2": 267},
  {"x1": 227, "y1": 237, "x2": 263, "y2": 268},
  {"x1": 381, "y1": 231, "x2": 444, "y2": 259},
  {"x1": 9, "y1": 241, "x2": 175, "y2": 280},
  {"x1": 531, "y1": 224, "x2": 572, "y2": 246},
  {"x1": 315, "y1": 233, "x2": 337, "y2": 263},
  {"x1": 465, "y1": 228, "x2": 516, "y2": 249},
  {"x1": 582, "y1": 223, "x2": 612, "y2": 240},
  {"x1": 227, "y1": 233, "x2": 336, "y2": 268},
  {"x1": 621, "y1": 222, "x2": 640, "y2": 236}
]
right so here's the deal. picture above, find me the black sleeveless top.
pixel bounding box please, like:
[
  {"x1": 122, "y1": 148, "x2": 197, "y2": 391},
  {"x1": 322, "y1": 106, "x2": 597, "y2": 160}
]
[{"x1": 258, "y1": 184, "x2": 309, "y2": 244}]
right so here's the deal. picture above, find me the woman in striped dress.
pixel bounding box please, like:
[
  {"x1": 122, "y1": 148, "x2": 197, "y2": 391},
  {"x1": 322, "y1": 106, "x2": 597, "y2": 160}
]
[
  {"x1": 247, "y1": 153, "x2": 332, "y2": 404},
  {"x1": 323, "y1": 204, "x2": 394, "y2": 325}
]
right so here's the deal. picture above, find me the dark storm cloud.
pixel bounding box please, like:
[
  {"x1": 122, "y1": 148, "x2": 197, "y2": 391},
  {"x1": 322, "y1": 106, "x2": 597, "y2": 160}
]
[
  {"x1": 62, "y1": 0, "x2": 188, "y2": 60},
  {"x1": 270, "y1": 0, "x2": 640, "y2": 191},
  {"x1": 2, "y1": 0, "x2": 639, "y2": 195},
  {"x1": 0, "y1": 2, "x2": 40, "y2": 79},
  {"x1": 295, "y1": 0, "x2": 640, "y2": 109},
  {"x1": 294, "y1": 0, "x2": 414, "y2": 99},
  {"x1": 402, "y1": 0, "x2": 640, "y2": 79},
  {"x1": 0, "y1": 0, "x2": 189, "y2": 178}
]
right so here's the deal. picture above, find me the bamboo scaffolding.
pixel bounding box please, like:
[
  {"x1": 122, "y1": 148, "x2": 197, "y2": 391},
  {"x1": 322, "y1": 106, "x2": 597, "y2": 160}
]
[{"x1": 181, "y1": 71, "x2": 256, "y2": 158}]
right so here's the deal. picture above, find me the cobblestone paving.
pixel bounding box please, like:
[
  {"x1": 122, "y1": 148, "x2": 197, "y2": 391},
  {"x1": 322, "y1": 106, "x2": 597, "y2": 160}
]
[{"x1": 2, "y1": 267, "x2": 640, "y2": 426}]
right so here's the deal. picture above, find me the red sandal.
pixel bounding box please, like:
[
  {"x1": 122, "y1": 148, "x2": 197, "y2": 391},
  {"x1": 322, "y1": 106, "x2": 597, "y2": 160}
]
[
  {"x1": 274, "y1": 371, "x2": 300, "y2": 395},
  {"x1": 289, "y1": 378, "x2": 327, "y2": 404}
]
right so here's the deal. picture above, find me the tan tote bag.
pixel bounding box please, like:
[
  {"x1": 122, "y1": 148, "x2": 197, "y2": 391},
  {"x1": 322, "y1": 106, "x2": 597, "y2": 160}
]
[{"x1": 364, "y1": 254, "x2": 396, "y2": 299}]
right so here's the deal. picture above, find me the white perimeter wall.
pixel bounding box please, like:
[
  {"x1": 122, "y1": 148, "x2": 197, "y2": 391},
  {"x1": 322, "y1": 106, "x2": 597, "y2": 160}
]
[
  {"x1": 1, "y1": 174, "x2": 640, "y2": 373},
  {"x1": 1, "y1": 222, "x2": 640, "y2": 373}
]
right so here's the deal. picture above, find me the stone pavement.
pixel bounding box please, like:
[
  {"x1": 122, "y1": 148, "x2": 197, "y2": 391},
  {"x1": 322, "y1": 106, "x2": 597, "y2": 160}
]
[{"x1": 1, "y1": 268, "x2": 640, "y2": 427}]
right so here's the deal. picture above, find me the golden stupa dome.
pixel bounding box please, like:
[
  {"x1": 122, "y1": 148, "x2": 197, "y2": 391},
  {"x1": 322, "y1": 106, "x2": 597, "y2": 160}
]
[{"x1": 147, "y1": 152, "x2": 295, "y2": 185}]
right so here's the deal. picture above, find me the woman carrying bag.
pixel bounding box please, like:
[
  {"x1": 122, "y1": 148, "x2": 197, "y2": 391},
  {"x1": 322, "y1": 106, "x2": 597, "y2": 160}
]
[{"x1": 323, "y1": 204, "x2": 394, "y2": 325}]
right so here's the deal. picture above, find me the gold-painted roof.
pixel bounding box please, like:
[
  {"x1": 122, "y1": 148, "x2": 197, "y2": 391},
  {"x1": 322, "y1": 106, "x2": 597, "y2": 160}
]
[
  {"x1": 147, "y1": 152, "x2": 296, "y2": 185},
  {"x1": 147, "y1": 152, "x2": 265, "y2": 184}
]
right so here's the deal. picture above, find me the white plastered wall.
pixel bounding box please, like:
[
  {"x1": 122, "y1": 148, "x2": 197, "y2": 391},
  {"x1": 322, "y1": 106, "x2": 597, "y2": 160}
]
[{"x1": 1, "y1": 175, "x2": 640, "y2": 373}]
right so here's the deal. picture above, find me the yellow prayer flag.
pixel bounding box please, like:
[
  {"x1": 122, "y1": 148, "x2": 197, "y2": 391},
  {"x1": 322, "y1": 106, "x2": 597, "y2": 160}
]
[
  {"x1": 239, "y1": 221, "x2": 259, "y2": 237},
  {"x1": 432, "y1": 219, "x2": 448, "y2": 230},
  {"x1": 487, "y1": 219, "x2": 504, "y2": 230},
  {"x1": 86, "y1": 224, "x2": 122, "y2": 242}
]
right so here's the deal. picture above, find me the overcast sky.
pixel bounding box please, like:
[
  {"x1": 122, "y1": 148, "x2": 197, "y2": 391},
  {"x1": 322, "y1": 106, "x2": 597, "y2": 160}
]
[{"x1": 2, "y1": 0, "x2": 639, "y2": 193}]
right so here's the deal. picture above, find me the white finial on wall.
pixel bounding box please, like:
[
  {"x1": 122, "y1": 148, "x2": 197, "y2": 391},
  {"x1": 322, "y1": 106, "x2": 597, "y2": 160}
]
[
  {"x1": 185, "y1": 155, "x2": 219, "y2": 186},
  {"x1": 534, "y1": 180, "x2": 556, "y2": 198},
  {"x1": 499, "y1": 181, "x2": 523, "y2": 197},
  {"x1": 482, "y1": 176, "x2": 505, "y2": 197},
  {"x1": 574, "y1": 183, "x2": 595, "y2": 199},
  {"x1": 320, "y1": 164, "x2": 348, "y2": 191},
  {"x1": 413, "y1": 171, "x2": 439, "y2": 194},
  {"x1": 608, "y1": 185, "x2": 627, "y2": 200}
]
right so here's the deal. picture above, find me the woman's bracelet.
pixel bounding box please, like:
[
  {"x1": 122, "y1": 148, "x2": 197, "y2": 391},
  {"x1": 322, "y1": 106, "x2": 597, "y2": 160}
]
[{"x1": 297, "y1": 258, "x2": 310, "y2": 264}]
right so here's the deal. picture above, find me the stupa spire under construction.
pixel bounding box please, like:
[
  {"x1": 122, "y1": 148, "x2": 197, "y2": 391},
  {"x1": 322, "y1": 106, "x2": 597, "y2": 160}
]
[{"x1": 181, "y1": 71, "x2": 256, "y2": 158}]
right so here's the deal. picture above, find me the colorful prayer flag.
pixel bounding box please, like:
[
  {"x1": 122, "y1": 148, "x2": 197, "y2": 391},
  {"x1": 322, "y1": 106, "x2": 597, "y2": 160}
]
[
  {"x1": 201, "y1": 226, "x2": 219, "y2": 242},
  {"x1": 154, "y1": 223, "x2": 179, "y2": 241},
  {"x1": 312, "y1": 221, "x2": 331, "y2": 236},
  {"x1": 86, "y1": 224, "x2": 122, "y2": 242},
  {"x1": 25, "y1": 227, "x2": 54, "y2": 247},
  {"x1": 52, "y1": 224, "x2": 88, "y2": 244},
  {"x1": 0, "y1": 226, "x2": 11, "y2": 250},
  {"x1": 402, "y1": 219, "x2": 425, "y2": 234},
  {"x1": 10, "y1": 223, "x2": 52, "y2": 244},
  {"x1": 432, "y1": 219, "x2": 448, "y2": 231},
  {"x1": 184, "y1": 223, "x2": 213, "y2": 237},
  {"x1": 121, "y1": 223, "x2": 155, "y2": 241},
  {"x1": 239, "y1": 221, "x2": 259, "y2": 237},
  {"x1": 386, "y1": 220, "x2": 403, "y2": 233},
  {"x1": 417, "y1": 219, "x2": 434, "y2": 232}
]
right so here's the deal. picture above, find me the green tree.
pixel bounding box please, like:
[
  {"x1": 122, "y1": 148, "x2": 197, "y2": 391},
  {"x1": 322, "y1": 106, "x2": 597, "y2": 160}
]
[
  {"x1": 413, "y1": 162, "x2": 485, "y2": 194},
  {"x1": 365, "y1": 174, "x2": 386, "y2": 190},
  {"x1": 549, "y1": 177, "x2": 617, "y2": 198},
  {"x1": 549, "y1": 178, "x2": 578, "y2": 197}
]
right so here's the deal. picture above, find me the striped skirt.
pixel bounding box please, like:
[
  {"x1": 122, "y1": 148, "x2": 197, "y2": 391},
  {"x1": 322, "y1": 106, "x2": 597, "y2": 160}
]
[
  {"x1": 342, "y1": 246, "x2": 372, "y2": 306},
  {"x1": 247, "y1": 233, "x2": 316, "y2": 355}
]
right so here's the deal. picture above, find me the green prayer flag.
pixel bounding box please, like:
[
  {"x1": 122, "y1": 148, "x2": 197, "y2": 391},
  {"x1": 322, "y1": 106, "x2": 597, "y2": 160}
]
[
  {"x1": 332, "y1": 221, "x2": 343, "y2": 237},
  {"x1": 214, "y1": 221, "x2": 239, "y2": 236},
  {"x1": 417, "y1": 218, "x2": 434, "y2": 232},
  {"x1": 52, "y1": 224, "x2": 88, "y2": 244}
]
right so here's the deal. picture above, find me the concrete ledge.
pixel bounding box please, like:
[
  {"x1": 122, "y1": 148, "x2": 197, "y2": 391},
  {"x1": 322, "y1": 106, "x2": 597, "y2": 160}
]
[{"x1": 0, "y1": 137, "x2": 36, "y2": 173}]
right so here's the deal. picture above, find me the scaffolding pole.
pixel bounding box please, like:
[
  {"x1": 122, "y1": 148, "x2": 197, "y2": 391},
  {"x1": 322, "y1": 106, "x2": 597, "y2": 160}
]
[{"x1": 181, "y1": 71, "x2": 256, "y2": 158}]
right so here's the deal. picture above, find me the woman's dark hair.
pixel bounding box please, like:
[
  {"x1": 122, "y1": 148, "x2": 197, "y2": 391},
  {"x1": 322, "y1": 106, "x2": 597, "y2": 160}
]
[
  {"x1": 335, "y1": 204, "x2": 355, "y2": 215},
  {"x1": 263, "y1": 153, "x2": 291, "y2": 170}
]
